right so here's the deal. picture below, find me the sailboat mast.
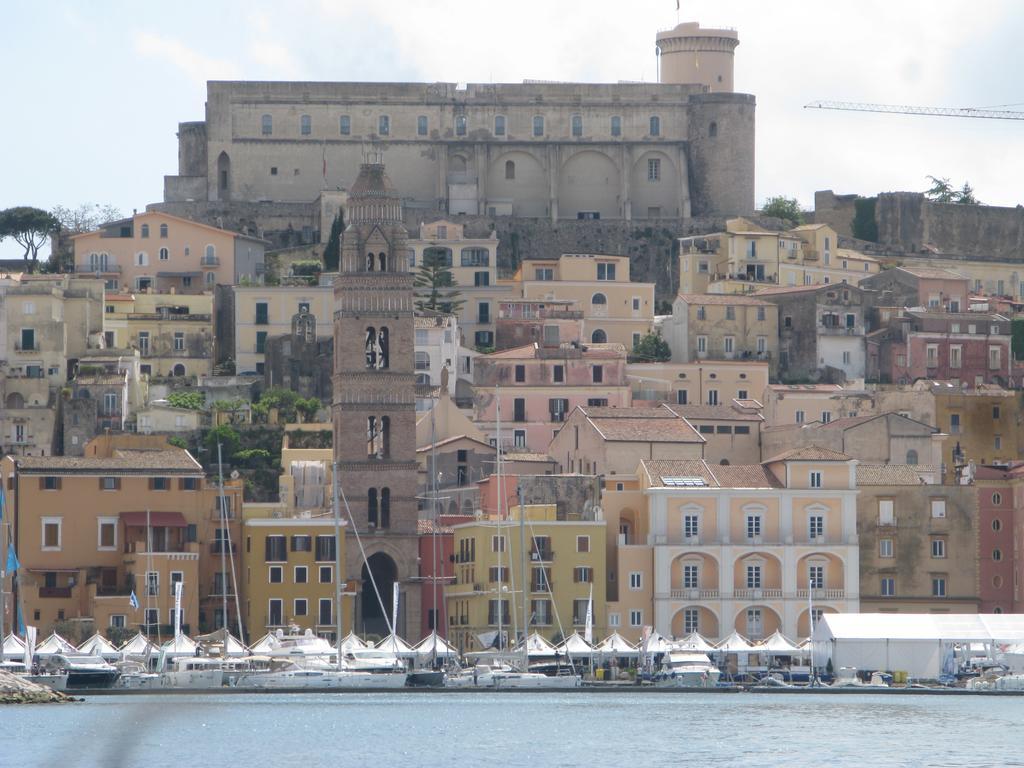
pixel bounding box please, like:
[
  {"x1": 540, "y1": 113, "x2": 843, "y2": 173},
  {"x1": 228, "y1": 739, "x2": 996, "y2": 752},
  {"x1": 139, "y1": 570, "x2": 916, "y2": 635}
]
[
  {"x1": 517, "y1": 483, "x2": 528, "y2": 669},
  {"x1": 430, "y1": 405, "x2": 439, "y2": 666},
  {"x1": 333, "y1": 461, "x2": 343, "y2": 672},
  {"x1": 495, "y1": 387, "x2": 503, "y2": 651},
  {"x1": 217, "y1": 442, "x2": 228, "y2": 632}
]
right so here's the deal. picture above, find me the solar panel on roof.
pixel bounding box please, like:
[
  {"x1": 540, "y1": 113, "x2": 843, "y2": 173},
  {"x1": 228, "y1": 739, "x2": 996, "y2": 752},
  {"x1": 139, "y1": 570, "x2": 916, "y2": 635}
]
[{"x1": 661, "y1": 476, "x2": 707, "y2": 487}]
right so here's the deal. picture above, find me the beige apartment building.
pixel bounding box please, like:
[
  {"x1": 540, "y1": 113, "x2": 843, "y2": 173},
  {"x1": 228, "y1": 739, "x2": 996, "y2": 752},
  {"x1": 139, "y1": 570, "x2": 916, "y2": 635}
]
[
  {"x1": 517, "y1": 254, "x2": 655, "y2": 348},
  {"x1": 2, "y1": 440, "x2": 243, "y2": 637},
  {"x1": 761, "y1": 384, "x2": 876, "y2": 428},
  {"x1": 102, "y1": 291, "x2": 214, "y2": 378},
  {"x1": 609, "y1": 448, "x2": 861, "y2": 643},
  {"x1": 73, "y1": 210, "x2": 266, "y2": 294},
  {"x1": 230, "y1": 285, "x2": 333, "y2": 374},
  {"x1": 446, "y1": 504, "x2": 607, "y2": 651},
  {"x1": 409, "y1": 219, "x2": 511, "y2": 349},
  {"x1": 665, "y1": 293, "x2": 777, "y2": 371},
  {"x1": 627, "y1": 360, "x2": 770, "y2": 409}
]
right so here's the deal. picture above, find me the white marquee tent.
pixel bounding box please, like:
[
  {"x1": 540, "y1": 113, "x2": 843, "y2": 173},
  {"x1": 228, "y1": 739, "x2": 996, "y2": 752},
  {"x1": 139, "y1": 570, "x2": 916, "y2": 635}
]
[{"x1": 812, "y1": 613, "x2": 1024, "y2": 679}]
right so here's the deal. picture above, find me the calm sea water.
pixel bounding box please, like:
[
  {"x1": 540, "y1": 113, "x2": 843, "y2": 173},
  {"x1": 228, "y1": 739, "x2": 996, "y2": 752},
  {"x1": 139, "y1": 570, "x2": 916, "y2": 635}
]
[{"x1": 3, "y1": 691, "x2": 1023, "y2": 768}]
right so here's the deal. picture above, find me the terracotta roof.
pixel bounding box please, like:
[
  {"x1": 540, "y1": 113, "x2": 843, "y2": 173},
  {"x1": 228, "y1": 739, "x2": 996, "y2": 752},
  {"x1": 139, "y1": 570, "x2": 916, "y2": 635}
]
[
  {"x1": 417, "y1": 519, "x2": 458, "y2": 535},
  {"x1": 896, "y1": 266, "x2": 968, "y2": 280},
  {"x1": 753, "y1": 285, "x2": 821, "y2": 296},
  {"x1": 676, "y1": 293, "x2": 772, "y2": 306},
  {"x1": 763, "y1": 446, "x2": 853, "y2": 463},
  {"x1": 856, "y1": 464, "x2": 932, "y2": 485},
  {"x1": 642, "y1": 459, "x2": 782, "y2": 489},
  {"x1": 414, "y1": 313, "x2": 453, "y2": 329},
  {"x1": 589, "y1": 417, "x2": 704, "y2": 443},
  {"x1": 582, "y1": 406, "x2": 674, "y2": 419},
  {"x1": 483, "y1": 343, "x2": 625, "y2": 360},
  {"x1": 14, "y1": 449, "x2": 202, "y2": 474},
  {"x1": 415, "y1": 435, "x2": 493, "y2": 452},
  {"x1": 670, "y1": 404, "x2": 764, "y2": 422},
  {"x1": 503, "y1": 452, "x2": 555, "y2": 463}
]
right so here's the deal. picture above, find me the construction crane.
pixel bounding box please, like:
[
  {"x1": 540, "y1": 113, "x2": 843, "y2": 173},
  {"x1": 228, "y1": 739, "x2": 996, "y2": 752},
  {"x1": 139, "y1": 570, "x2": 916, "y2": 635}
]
[{"x1": 805, "y1": 100, "x2": 1024, "y2": 121}]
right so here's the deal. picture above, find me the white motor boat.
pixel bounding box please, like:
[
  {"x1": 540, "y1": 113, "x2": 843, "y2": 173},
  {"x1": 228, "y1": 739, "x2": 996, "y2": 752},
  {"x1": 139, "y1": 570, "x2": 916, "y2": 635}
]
[
  {"x1": 235, "y1": 660, "x2": 407, "y2": 689},
  {"x1": 114, "y1": 660, "x2": 160, "y2": 690},
  {"x1": 161, "y1": 656, "x2": 226, "y2": 689},
  {"x1": 40, "y1": 653, "x2": 120, "y2": 689},
  {"x1": 491, "y1": 666, "x2": 581, "y2": 689},
  {"x1": 655, "y1": 651, "x2": 722, "y2": 688}
]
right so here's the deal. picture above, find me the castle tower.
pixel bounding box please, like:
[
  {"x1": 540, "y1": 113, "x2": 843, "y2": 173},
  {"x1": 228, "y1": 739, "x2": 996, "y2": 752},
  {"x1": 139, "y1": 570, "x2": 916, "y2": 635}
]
[
  {"x1": 332, "y1": 158, "x2": 421, "y2": 636},
  {"x1": 657, "y1": 22, "x2": 739, "y2": 92}
]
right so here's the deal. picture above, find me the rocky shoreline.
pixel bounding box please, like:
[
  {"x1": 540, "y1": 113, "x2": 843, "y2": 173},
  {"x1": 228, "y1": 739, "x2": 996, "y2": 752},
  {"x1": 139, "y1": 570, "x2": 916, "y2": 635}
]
[{"x1": 0, "y1": 671, "x2": 78, "y2": 704}]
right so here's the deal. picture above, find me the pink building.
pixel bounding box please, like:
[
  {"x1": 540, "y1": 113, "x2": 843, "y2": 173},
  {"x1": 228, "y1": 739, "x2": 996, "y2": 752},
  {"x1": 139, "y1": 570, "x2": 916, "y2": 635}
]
[
  {"x1": 862, "y1": 266, "x2": 969, "y2": 312},
  {"x1": 417, "y1": 515, "x2": 471, "y2": 640},
  {"x1": 975, "y1": 467, "x2": 1016, "y2": 613},
  {"x1": 472, "y1": 342, "x2": 631, "y2": 453}
]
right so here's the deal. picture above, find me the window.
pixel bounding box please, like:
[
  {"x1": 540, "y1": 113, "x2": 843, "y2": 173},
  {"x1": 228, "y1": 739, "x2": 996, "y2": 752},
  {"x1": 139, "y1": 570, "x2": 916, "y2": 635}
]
[
  {"x1": 808, "y1": 515, "x2": 824, "y2": 540},
  {"x1": 573, "y1": 567, "x2": 593, "y2": 583},
  {"x1": 746, "y1": 564, "x2": 762, "y2": 589},
  {"x1": 159, "y1": 223, "x2": 168, "y2": 238},
  {"x1": 683, "y1": 563, "x2": 699, "y2": 589},
  {"x1": 491, "y1": 535, "x2": 506, "y2": 553},
  {"x1": 950, "y1": 414, "x2": 960, "y2": 434},
  {"x1": 315, "y1": 535, "x2": 336, "y2": 562},
  {"x1": 628, "y1": 572, "x2": 642, "y2": 591},
  {"x1": 173, "y1": 332, "x2": 185, "y2": 351},
  {"x1": 842, "y1": 351, "x2": 851, "y2": 365},
  {"x1": 649, "y1": 116, "x2": 660, "y2": 136},
  {"x1": 683, "y1": 514, "x2": 699, "y2": 539},
  {"x1": 455, "y1": 115, "x2": 467, "y2": 136},
  {"x1": 553, "y1": 365, "x2": 564, "y2": 383},
  {"x1": 576, "y1": 535, "x2": 590, "y2": 553},
  {"x1": 300, "y1": 114, "x2": 311, "y2": 135},
  {"x1": 261, "y1": 114, "x2": 273, "y2": 135},
  {"x1": 256, "y1": 331, "x2": 267, "y2": 354},
  {"x1": 417, "y1": 115, "x2": 428, "y2": 135},
  {"x1": 725, "y1": 305, "x2": 735, "y2": 321},
  {"x1": 291, "y1": 534, "x2": 311, "y2": 552},
  {"x1": 110, "y1": 614, "x2": 126, "y2": 629},
  {"x1": 932, "y1": 577, "x2": 947, "y2": 597},
  {"x1": 746, "y1": 514, "x2": 761, "y2": 540},
  {"x1": 494, "y1": 115, "x2": 506, "y2": 136},
  {"x1": 809, "y1": 471, "x2": 822, "y2": 489},
  {"x1": 647, "y1": 158, "x2": 660, "y2": 181},
  {"x1": 931, "y1": 499, "x2": 946, "y2": 518},
  {"x1": 319, "y1": 598, "x2": 332, "y2": 625},
  {"x1": 101, "y1": 477, "x2": 119, "y2": 491},
  {"x1": 489, "y1": 566, "x2": 509, "y2": 583},
  {"x1": 881, "y1": 577, "x2": 895, "y2": 597},
  {"x1": 42, "y1": 476, "x2": 60, "y2": 491},
  {"x1": 878, "y1": 500, "x2": 895, "y2": 526},
  {"x1": 319, "y1": 565, "x2": 332, "y2": 584},
  {"x1": 926, "y1": 344, "x2": 938, "y2": 367},
  {"x1": 534, "y1": 267, "x2": 553, "y2": 281},
  {"x1": 145, "y1": 571, "x2": 159, "y2": 597},
  {"x1": 696, "y1": 306, "x2": 707, "y2": 321},
  {"x1": 268, "y1": 599, "x2": 283, "y2": 626},
  {"x1": 706, "y1": 389, "x2": 718, "y2": 406},
  {"x1": 269, "y1": 566, "x2": 284, "y2": 584},
  {"x1": 610, "y1": 116, "x2": 621, "y2": 136},
  {"x1": 708, "y1": 121, "x2": 718, "y2": 137},
  {"x1": 629, "y1": 609, "x2": 643, "y2": 627},
  {"x1": 697, "y1": 336, "x2": 707, "y2": 354},
  {"x1": 255, "y1": 302, "x2": 269, "y2": 325},
  {"x1": 158, "y1": 247, "x2": 169, "y2": 261},
  {"x1": 294, "y1": 598, "x2": 308, "y2": 617},
  {"x1": 724, "y1": 336, "x2": 735, "y2": 354},
  {"x1": 592, "y1": 366, "x2": 603, "y2": 383},
  {"x1": 488, "y1": 599, "x2": 511, "y2": 626},
  {"x1": 98, "y1": 518, "x2": 117, "y2": 550},
  {"x1": 532, "y1": 115, "x2": 544, "y2": 136},
  {"x1": 808, "y1": 564, "x2": 824, "y2": 589},
  {"x1": 597, "y1": 262, "x2": 616, "y2": 280},
  {"x1": 265, "y1": 535, "x2": 286, "y2": 562},
  {"x1": 795, "y1": 410, "x2": 805, "y2": 425},
  {"x1": 879, "y1": 538, "x2": 893, "y2": 558},
  {"x1": 378, "y1": 115, "x2": 390, "y2": 135},
  {"x1": 571, "y1": 114, "x2": 582, "y2": 137},
  {"x1": 931, "y1": 538, "x2": 946, "y2": 558},
  {"x1": 294, "y1": 566, "x2": 308, "y2": 584},
  {"x1": 513, "y1": 429, "x2": 526, "y2": 448},
  {"x1": 995, "y1": 435, "x2": 1002, "y2": 450},
  {"x1": 531, "y1": 599, "x2": 552, "y2": 626},
  {"x1": 513, "y1": 364, "x2": 527, "y2": 383},
  {"x1": 339, "y1": 115, "x2": 351, "y2": 135},
  {"x1": 587, "y1": 398, "x2": 608, "y2": 407},
  {"x1": 950, "y1": 345, "x2": 962, "y2": 369}
]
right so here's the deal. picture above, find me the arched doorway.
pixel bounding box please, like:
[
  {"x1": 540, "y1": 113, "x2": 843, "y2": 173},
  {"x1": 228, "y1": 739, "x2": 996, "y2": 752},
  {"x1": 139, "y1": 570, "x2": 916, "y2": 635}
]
[{"x1": 360, "y1": 551, "x2": 398, "y2": 637}]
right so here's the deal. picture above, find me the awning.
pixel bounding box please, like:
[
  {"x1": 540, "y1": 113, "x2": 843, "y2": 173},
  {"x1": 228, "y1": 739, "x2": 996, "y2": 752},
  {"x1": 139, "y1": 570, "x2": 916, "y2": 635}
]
[{"x1": 120, "y1": 511, "x2": 188, "y2": 527}]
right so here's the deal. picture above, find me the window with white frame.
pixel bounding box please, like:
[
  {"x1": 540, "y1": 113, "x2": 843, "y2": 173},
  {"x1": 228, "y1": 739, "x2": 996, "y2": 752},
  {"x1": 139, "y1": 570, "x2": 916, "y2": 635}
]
[
  {"x1": 931, "y1": 538, "x2": 946, "y2": 558},
  {"x1": 683, "y1": 514, "x2": 699, "y2": 539},
  {"x1": 808, "y1": 564, "x2": 824, "y2": 589},
  {"x1": 931, "y1": 499, "x2": 946, "y2": 518},
  {"x1": 41, "y1": 517, "x2": 62, "y2": 550},
  {"x1": 491, "y1": 534, "x2": 506, "y2": 552},
  {"x1": 629, "y1": 609, "x2": 643, "y2": 627},
  {"x1": 879, "y1": 538, "x2": 893, "y2": 558},
  {"x1": 683, "y1": 563, "x2": 699, "y2": 589},
  {"x1": 795, "y1": 410, "x2": 805, "y2": 424},
  {"x1": 746, "y1": 608, "x2": 763, "y2": 639},
  {"x1": 745, "y1": 514, "x2": 762, "y2": 539},
  {"x1": 808, "y1": 514, "x2": 824, "y2": 540},
  {"x1": 683, "y1": 608, "x2": 699, "y2": 635},
  {"x1": 746, "y1": 563, "x2": 762, "y2": 589},
  {"x1": 608, "y1": 612, "x2": 621, "y2": 627},
  {"x1": 629, "y1": 571, "x2": 642, "y2": 590},
  {"x1": 809, "y1": 471, "x2": 822, "y2": 489},
  {"x1": 97, "y1": 517, "x2": 118, "y2": 551},
  {"x1": 880, "y1": 577, "x2": 895, "y2": 597},
  {"x1": 878, "y1": 499, "x2": 895, "y2": 526},
  {"x1": 145, "y1": 571, "x2": 159, "y2": 596},
  {"x1": 932, "y1": 577, "x2": 946, "y2": 597}
]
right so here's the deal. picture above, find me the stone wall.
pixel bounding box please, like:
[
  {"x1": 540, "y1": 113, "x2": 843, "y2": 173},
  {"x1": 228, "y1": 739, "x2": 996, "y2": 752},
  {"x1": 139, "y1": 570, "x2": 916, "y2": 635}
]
[{"x1": 813, "y1": 190, "x2": 859, "y2": 238}]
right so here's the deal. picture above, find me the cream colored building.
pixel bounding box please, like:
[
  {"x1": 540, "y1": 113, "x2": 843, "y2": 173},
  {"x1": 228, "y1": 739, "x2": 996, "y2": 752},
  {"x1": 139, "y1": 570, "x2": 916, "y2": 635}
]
[
  {"x1": 607, "y1": 448, "x2": 860, "y2": 643},
  {"x1": 761, "y1": 384, "x2": 876, "y2": 429},
  {"x1": 665, "y1": 293, "x2": 777, "y2": 371},
  {"x1": 72, "y1": 210, "x2": 266, "y2": 293},
  {"x1": 102, "y1": 291, "x2": 214, "y2": 378},
  {"x1": 517, "y1": 254, "x2": 655, "y2": 348},
  {"x1": 231, "y1": 285, "x2": 333, "y2": 374},
  {"x1": 446, "y1": 504, "x2": 607, "y2": 651},
  {"x1": 627, "y1": 360, "x2": 770, "y2": 409},
  {"x1": 136, "y1": 403, "x2": 204, "y2": 434}
]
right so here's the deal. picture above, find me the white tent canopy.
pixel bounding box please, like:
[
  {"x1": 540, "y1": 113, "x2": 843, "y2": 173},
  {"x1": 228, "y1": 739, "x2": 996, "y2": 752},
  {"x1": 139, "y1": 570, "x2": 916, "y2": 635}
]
[
  {"x1": 414, "y1": 632, "x2": 459, "y2": 659},
  {"x1": 376, "y1": 633, "x2": 416, "y2": 657},
  {"x1": 674, "y1": 632, "x2": 716, "y2": 652},
  {"x1": 35, "y1": 632, "x2": 78, "y2": 656},
  {"x1": 642, "y1": 630, "x2": 673, "y2": 655},
  {"x1": 194, "y1": 628, "x2": 249, "y2": 657},
  {"x1": 119, "y1": 632, "x2": 158, "y2": 657},
  {"x1": 557, "y1": 632, "x2": 594, "y2": 657},
  {"x1": 161, "y1": 634, "x2": 198, "y2": 656},
  {"x1": 715, "y1": 631, "x2": 755, "y2": 653},
  {"x1": 78, "y1": 633, "x2": 121, "y2": 660},
  {"x1": 516, "y1": 632, "x2": 558, "y2": 657},
  {"x1": 594, "y1": 632, "x2": 639, "y2": 656},
  {"x1": 339, "y1": 632, "x2": 368, "y2": 653},
  {"x1": 755, "y1": 630, "x2": 801, "y2": 655},
  {"x1": 812, "y1": 613, "x2": 1024, "y2": 678},
  {"x1": 2, "y1": 633, "x2": 26, "y2": 660},
  {"x1": 249, "y1": 633, "x2": 276, "y2": 653}
]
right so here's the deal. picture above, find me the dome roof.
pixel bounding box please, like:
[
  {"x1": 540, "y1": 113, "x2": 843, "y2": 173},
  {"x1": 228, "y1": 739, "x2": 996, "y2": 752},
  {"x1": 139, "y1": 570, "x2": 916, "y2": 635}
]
[{"x1": 350, "y1": 162, "x2": 399, "y2": 199}]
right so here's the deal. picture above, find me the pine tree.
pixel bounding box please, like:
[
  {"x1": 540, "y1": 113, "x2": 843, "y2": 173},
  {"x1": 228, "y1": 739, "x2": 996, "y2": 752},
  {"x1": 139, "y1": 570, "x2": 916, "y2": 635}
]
[
  {"x1": 414, "y1": 249, "x2": 464, "y2": 314},
  {"x1": 322, "y1": 212, "x2": 343, "y2": 271}
]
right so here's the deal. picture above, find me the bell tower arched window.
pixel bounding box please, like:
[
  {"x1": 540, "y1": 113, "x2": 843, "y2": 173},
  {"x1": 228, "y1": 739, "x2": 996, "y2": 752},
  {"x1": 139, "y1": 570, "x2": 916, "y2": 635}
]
[
  {"x1": 366, "y1": 416, "x2": 391, "y2": 459},
  {"x1": 380, "y1": 488, "x2": 391, "y2": 529},
  {"x1": 379, "y1": 252, "x2": 387, "y2": 272},
  {"x1": 364, "y1": 327, "x2": 390, "y2": 370},
  {"x1": 368, "y1": 488, "x2": 379, "y2": 527},
  {"x1": 366, "y1": 252, "x2": 375, "y2": 271}
]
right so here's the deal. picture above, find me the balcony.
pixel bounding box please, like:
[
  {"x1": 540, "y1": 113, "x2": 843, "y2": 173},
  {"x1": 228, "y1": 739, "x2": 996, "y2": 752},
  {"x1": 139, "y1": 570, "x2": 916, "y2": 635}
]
[
  {"x1": 669, "y1": 588, "x2": 719, "y2": 600},
  {"x1": 733, "y1": 588, "x2": 783, "y2": 600},
  {"x1": 530, "y1": 549, "x2": 554, "y2": 562},
  {"x1": 797, "y1": 588, "x2": 845, "y2": 600},
  {"x1": 200, "y1": 255, "x2": 220, "y2": 267},
  {"x1": 39, "y1": 586, "x2": 73, "y2": 598},
  {"x1": 75, "y1": 263, "x2": 121, "y2": 274},
  {"x1": 819, "y1": 325, "x2": 862, "y2": 336},
  {"x1": 13, "y1": 342, "x2": 38, "y2": 352}
]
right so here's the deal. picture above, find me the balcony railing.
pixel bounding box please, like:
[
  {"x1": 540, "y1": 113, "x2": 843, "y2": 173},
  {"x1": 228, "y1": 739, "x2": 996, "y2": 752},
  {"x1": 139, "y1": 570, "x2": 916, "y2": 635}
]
[
  {"x1": 75, "y1": 264, "x2": 121, "y2": 273},
  {"x1": 669, "y1": 588, "x2": 719, "y2": 600},
  {"x1": 39, "y1": 586, "x2": 73, "y2": 598},
  {"x1": 796, "y1": 588, "x2": 845, "y2": 600},
  {"x1": 14, "y1": 342, "x2": 38, "y2": 352},
  {"x1": 200, "y1": 255, "x2": 220, "y2": 267},
  {"x1": 733, "y1": 588, "x2": 783, "y2": 600}
]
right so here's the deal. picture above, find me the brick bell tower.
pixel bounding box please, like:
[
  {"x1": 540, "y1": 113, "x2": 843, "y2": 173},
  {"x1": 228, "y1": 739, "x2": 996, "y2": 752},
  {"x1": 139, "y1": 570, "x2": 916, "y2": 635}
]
[{"x1": 333, "y1": 156, "x2": 420, "y2": 637}]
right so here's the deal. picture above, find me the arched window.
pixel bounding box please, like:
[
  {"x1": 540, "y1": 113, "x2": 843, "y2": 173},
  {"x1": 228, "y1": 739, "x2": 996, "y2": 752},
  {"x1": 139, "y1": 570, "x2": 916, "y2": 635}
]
[
  {"x1": 571, "y1": 114, "x2": 583, "y2": 137},
  {"x1": 905, "y1": 449, "x2": 919, "y2": 465},
  {"x1": 366, "y1": 252, "x2": 375, "y2": 271},
  {"x1": 649, "y1": 116, "x2": 661, "y2": 136},
  {"x1": 591, "y1": 293, "x2": 607, "y2": 305},
  {"x1": 380, "y1": 488, "x2": 391, "y2": 529},
  {"x1": 378, "y1": 253, "x2": 387, "y2": 272},
  {"x1": 159, "y1": 247, "x2": 169, "y2": 261},
  {"x1": 591, "y1": 329, "x2": 607, "y2": 343},
  {"x1": 455, "y1": 115, "x2": 467, "y2": 136},
  {"x1": 505, "y1": 160, "x2": 515, "y2": 180},
  {"x1": 159, "y1": 223, "x2": 168, "y2": 238},
  {"x1": 205, "y1": 244, "x2": 215, "y2": 259},
  {"x1": 378, "y1": 327, "x2": 389, "y2": 369},
  {"x1": 261, "y1": 114, "x2": 272, "y2": 135},
  {"x1": 368, "y1": 488, "x2": 379, "y2": 527},
  {"x1": 140, "y1": 224, "x2": 150, "y2": 238},
  {"x1": 380, "y1": 416, "x2": 390, "y2": 458},
  {"x1": 709, "y1": 121, "x2": 718, "y2": 138},
  {"x1": 365, "y1": 327, "x2": 378, "y2": 368},
  {"x1": 300, "y1": 114, "x2": 311, "y2": 135},
  {"x1": 172, "y1": 363, "x2": 186, "y2": 377}
]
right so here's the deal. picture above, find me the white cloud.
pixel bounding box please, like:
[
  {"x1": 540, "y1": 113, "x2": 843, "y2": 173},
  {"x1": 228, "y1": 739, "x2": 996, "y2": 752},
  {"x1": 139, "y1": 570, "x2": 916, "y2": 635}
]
[{"x1": 133, "y1": 31, "x2": 241, "y2": 86}]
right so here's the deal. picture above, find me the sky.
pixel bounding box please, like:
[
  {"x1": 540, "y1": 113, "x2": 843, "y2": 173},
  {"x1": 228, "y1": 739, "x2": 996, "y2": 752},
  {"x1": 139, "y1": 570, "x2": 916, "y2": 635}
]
[{"x1": 2, "y1": 0, "x2": 1023, "y2": 259}]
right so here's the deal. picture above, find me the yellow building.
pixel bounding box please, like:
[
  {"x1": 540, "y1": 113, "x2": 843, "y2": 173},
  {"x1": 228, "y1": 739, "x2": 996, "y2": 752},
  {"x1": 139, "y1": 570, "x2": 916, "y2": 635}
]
[
  {"x1": 627, "y1": 360, "x2": 770, "y2": 409},
  {"x1": 231, "y1": 284, "x2": 333, "y2": 374},
  {"x1": 607, "y1": 448, "x2": 860, "y2": 643},
  {"x1": 102, "y1": 291, "x2": 214, "y2": 378},
  {"x1": 665, "y1": 293, "x2": 778, "y2": 371},
  {"x1": 517, "y1": 253, "x2": 655, "y2": 348},
  {"x1": 241, "y1": 506, "x2": 349, "y2": 640},
  {"x1": 446, "y1": 504, "x2": 607, "y2": 651},
  {"x1": 2, "y1": 439, "x2": 243, "y2": 638}
]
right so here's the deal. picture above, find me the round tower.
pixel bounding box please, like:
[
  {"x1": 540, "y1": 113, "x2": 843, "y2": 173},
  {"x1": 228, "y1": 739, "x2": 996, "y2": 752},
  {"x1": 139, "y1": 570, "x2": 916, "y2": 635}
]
[{"x1": 657, "y1": 22, "x2": 739, "y2": 92}]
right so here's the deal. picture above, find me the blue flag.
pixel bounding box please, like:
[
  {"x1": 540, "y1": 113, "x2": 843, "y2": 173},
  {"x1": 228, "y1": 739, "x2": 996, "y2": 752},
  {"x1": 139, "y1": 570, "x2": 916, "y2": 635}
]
[
  {"x1": 0, "y1": 484, "x2": 5, "y2": 522},
  {"x1": 5, "y1": 546, "x2": 18, "y2": 573},
  {"x1": 129, "y1": 591, "x2": 139, "y2": 610}
]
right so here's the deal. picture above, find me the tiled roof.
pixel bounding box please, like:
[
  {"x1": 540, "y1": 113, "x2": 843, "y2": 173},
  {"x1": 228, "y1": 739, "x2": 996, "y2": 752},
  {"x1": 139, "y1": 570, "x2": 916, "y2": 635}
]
[
  {"x1": 670, "y1": 404, "x2": 764, "y2": 422},
  {"x1": 676, "y1": 293, "x2": 772, "y2": 306},
  {"x1": 896, "y1": 266, "x2": 968, "y2": 280},
  {"x1": 13, "y1": 449, "x2": 202, "y2": 474},
  {"x1": 582, "y1": 406, "x2": 673, "y2": 419},
  {"x1": 415, "y1": 435, "x2": 493, "y2": 452},
  {"x1": 483, "y1": 343, "x2": 626, "y2": 360},
  {"x1": 642, "y1": 459, "x2": 782, "y2": 489},
  {"x1": 504, "y1": 452, "x2": 555, "y2": 463},
  {"x1": 414, "y1": 313, "x2": 453, "y2": 329},
  {"x1": 753, "y1": 285, "x2": 821, "y2": 296},
  {"x1": 763, "y1": 446, "x2": 853, "y2": 463},
  {"x1": 856, "y1": 464, "x2": 932, "y2": 485},
  {"x1": 484, "y1": 344, "x2": 537, "y2": 359},
  {"x1": 589, "y1": 417, "x2": 704, "y2": 443}
]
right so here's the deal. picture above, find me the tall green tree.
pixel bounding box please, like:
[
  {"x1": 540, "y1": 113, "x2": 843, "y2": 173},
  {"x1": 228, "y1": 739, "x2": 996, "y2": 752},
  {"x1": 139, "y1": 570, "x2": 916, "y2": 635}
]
[
  {"x1": 0, "y1": 206, "x2": 59, "y2": 272},
  {"x1": 414, "y1": 248, "x2": 464, "y2": 314},
  {"x1": 925, "y1": 176, "x2": 981, "y2": 205},
  {"x1": 761, "y1": 196, "x2": 803, "y2": 225},
  {"x1": 631, "y1": 331, "x2": 672, "y2": 362},
  {"x1": 322, "y1": 211, "x2": 344, "y2": 271}
]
